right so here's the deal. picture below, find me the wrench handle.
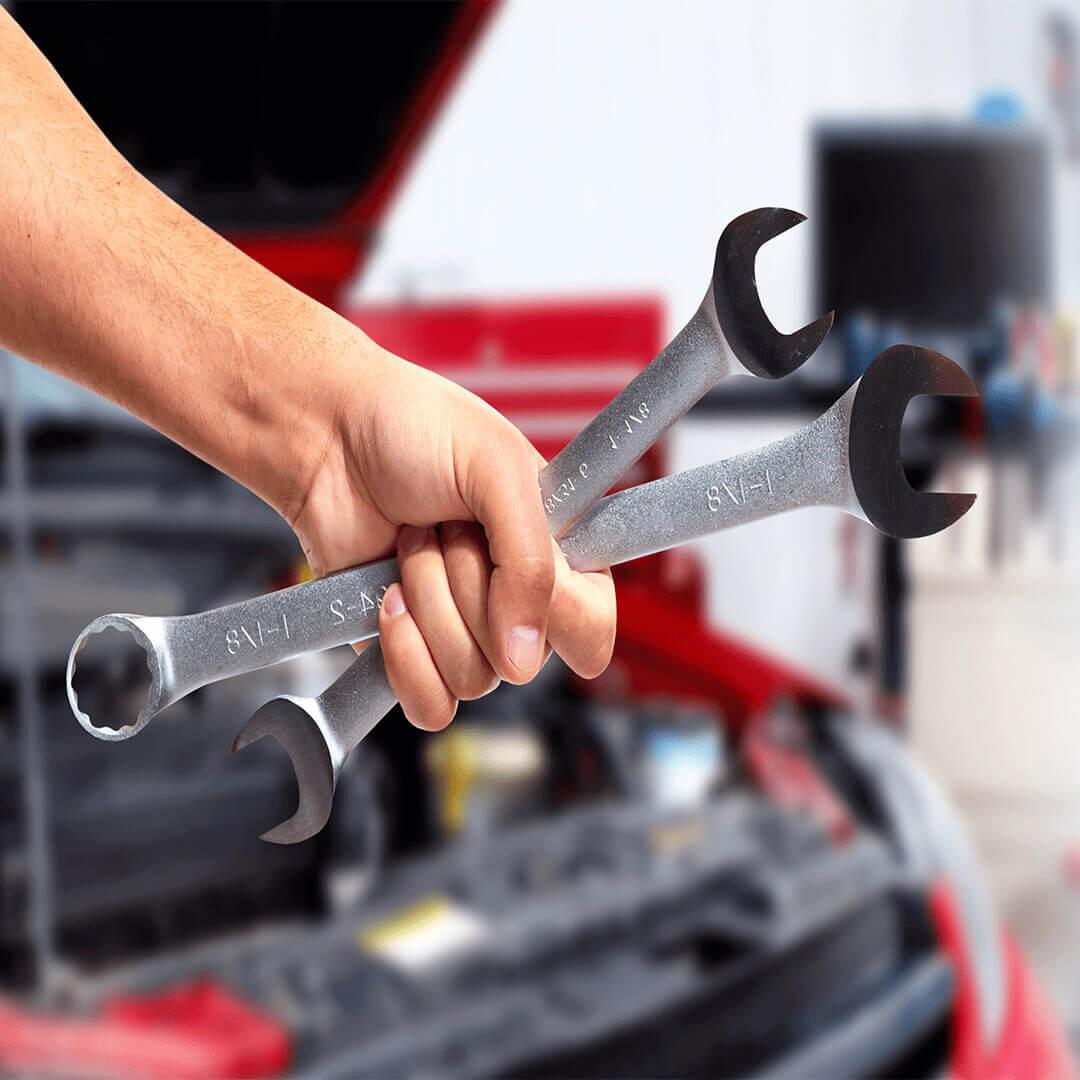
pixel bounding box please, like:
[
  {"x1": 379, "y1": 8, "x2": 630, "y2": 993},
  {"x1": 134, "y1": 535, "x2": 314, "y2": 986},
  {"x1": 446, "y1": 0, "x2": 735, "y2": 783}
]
[
  {"x1": 559, "y1": 407, "x2": 852, "y2": 571},
  {"x1": 316, "y1": 400, "x2": 856, "y2": 760},
  {"x1": 162, "y1": 558, "x2": 400, "y2": 703},
  {"x1": 162, "y1": 398, "x2": 850, "y2": 705},
  {"x1": 320, "y1": 640, "x2": 396, "y2": 753},
  {"x1": 309, "y1": 307, "x2": 734, "y2": 749},
  {"x1": 540, "y1": 304, "x2": 732, "y2": 534}
]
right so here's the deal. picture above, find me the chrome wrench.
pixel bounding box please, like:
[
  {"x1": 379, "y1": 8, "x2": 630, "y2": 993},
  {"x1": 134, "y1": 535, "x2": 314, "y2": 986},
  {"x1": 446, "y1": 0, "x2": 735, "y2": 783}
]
[
  {"x1": 68, "y1": 207, "x2": 833, "y2": 743},
  {"x1": 236, "y1": 345, "x2": 978, "y2": 843}
]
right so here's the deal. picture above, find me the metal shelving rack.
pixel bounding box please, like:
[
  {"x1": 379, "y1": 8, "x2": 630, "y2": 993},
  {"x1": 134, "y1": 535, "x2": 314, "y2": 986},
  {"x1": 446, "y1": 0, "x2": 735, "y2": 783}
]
[
  {"x1": 0, "y1": 350, "x2": 303, "y2": 996},
  {"x1": 3, "y1": 350, "x2": 56, "y2": 998}
]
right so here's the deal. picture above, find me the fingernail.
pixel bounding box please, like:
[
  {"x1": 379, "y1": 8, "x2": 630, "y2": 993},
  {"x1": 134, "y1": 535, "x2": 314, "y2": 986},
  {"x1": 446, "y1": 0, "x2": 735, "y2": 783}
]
[
  {"x1": 507, "y1": 625, "x2": 542, "y2": 674},
  {"x1": 398, "y1": 526, "x2": 429, "y2": 557},
  {"x1": 383, "y1": 583, "x2": 407, "y2": 618}
]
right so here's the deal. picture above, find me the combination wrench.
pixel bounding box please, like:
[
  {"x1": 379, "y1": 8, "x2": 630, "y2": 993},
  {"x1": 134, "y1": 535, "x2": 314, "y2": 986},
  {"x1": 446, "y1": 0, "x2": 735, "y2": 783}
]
[
  {"x1": 234, "y1": 345, "x2": 978, "y2": 844},
  {"x1": 68, "y1": 207, "x2": 833, "y2": 744}
]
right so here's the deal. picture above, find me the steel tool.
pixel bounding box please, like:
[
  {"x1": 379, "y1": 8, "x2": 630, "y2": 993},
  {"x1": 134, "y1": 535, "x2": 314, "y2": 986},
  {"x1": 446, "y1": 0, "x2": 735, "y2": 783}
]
[
  {"x1": 68, "y1": 207, "x2": 832, "y2": 744},
  {"x1": 235, "y1": 345, "x2": 979, "y2": 844}
]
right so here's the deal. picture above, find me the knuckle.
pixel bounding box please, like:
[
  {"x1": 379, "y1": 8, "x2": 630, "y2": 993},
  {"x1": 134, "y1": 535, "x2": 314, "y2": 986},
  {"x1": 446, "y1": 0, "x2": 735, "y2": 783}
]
[
  {"x1": 444, "y1": 542, "x2": 490, "y2": 601},
  {"x1": 577, "y1": 622, "x2": 616, "y2": 678},
  {"x1": 381, "y1": 628, "x2": 457, "y2": 731},
  {"x1": 509, "y1": 553, "x2": 556, "y2": 602},
  {"x1": 405, "y1": 688, "x2": 457, "y2": 732},
  {"x1": 562, "y1": 599, "x2": 616, "y2": 678},
  {"x1": 439, "y1": 520, "x2": 470, "y2": 547},
  {"x1": 449, "y1": 658, "x2": 498, "y2": 701},
  {"x1": 442, "y1": 521, "x2": 486, "y2": 563}
]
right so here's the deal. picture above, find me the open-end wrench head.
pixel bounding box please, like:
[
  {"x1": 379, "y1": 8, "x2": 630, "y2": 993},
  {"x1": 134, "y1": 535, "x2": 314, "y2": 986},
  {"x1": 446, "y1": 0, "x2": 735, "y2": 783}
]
[
  {"x1": 850, "y1": 345, "x2": 979, "y2": 539},
  {"x1": 713, "y1": 207, "x2": 834, "y2": 379},
  {"x1": 231, "y1": 696, "x2": 336, "y2": 844},
  {"x1": 67, "y1": 614, "x2": 165, "y2": 742}
]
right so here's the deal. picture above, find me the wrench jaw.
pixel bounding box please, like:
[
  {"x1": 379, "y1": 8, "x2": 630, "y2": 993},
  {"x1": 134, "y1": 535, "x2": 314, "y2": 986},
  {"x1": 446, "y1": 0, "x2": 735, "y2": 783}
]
[
  {"x1": 231, "y1": 695, "x2": 340, "y2": 845},
  {"x1": 66, "y1": 614, "x2": 168, "y2": 742},
  {"x1": 848, "y1": 345, "x2": 979, "y2": 539},
  {"x1": 712, "y1": 207, "x2": 834, "y2": 380}
]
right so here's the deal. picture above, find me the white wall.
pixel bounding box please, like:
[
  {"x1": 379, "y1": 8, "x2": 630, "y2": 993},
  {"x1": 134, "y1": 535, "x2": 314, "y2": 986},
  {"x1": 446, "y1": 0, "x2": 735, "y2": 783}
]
[
  {"x1": 351, "y1": 0, "x2": 1064, "y2": 685},
  {"x1": 355, "y1": 0, "x2": 981, "y2": 321}
]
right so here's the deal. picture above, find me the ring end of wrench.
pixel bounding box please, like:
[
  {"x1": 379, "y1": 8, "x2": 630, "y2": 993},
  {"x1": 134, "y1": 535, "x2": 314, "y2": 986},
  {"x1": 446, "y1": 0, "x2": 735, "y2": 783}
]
[{"x1": 67, "y1": 614, "x2": 165, "y2": 742}]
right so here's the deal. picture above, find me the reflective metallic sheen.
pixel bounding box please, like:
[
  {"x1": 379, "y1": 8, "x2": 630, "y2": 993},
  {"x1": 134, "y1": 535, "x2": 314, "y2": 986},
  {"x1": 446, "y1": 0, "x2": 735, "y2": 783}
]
[
  {"x1": 69, "y1": 207, "x2": 831, "y2": 745},
  {"x1": 237, "y1": 346, "x2": 978, "y2": 844}
]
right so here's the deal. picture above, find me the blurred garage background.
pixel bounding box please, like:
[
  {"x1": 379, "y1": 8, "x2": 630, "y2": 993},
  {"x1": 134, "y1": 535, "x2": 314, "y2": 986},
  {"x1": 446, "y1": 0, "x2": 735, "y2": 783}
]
[{"x1": 0, "y1": 0, "x2": 1079, "y2": 1076}]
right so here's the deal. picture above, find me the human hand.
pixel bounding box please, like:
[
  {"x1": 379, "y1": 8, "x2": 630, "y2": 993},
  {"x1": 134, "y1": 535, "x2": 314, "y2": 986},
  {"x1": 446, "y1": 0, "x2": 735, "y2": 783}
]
[
  {"x1": 289, "y1": 342, "x2": 616, "y2": 730},
  {"x1": 0, "y1": 10, "x2": 609, "y2": 729}
]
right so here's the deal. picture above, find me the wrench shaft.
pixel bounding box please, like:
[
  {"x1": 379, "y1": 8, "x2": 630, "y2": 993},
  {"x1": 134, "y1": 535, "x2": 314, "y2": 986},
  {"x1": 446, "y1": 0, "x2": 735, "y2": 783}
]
[
  {"x1": 560, "y1": 389, "x2": 856, "y2": 571},
  {"x1": 154, "y1": 558, "x2": 400, "y2": 705},
  {"x1": 297, "y1": 391, "x2": 859, "y2": 764},
  {"x1": 319, "y1": 640, "x2": 395, "y2": 754},
  {"x1": 99, "y1": 390, "x2": 856, "y2": 713},
  {"x1": 540, "y1": 304, "x2": 734, "y2": 534}
]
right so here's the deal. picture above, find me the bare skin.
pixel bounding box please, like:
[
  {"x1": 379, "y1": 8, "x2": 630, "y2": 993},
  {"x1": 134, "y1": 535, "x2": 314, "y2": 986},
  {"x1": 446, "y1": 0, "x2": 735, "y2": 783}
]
[{"x1": 0, "y1": 10, "x2": 615, "y2": 730}]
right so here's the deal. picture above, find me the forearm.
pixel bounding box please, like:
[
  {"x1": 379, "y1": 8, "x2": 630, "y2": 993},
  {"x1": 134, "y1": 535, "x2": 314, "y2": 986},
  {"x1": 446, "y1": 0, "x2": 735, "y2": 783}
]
[{"x1": 0, "y1": 10, "x2": 377, "y2": 521}]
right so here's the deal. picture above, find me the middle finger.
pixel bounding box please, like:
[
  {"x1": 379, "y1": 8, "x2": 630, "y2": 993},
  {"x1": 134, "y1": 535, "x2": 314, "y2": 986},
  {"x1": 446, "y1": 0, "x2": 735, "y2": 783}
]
[{"x1": 397, "y1": 525, "x2": 498, "y2": 701}]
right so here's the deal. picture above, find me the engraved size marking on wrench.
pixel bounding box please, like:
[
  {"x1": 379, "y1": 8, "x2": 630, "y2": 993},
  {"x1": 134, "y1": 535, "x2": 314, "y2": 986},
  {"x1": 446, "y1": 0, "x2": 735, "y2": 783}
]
[
  {"x1": 606, "y1": 401, "x2": 651, "y2": 451},
  {"x1": 706, "y1": 468, "x2": 773, "y2": 512},
  {"x1": 226, "y1": 613, "x2": 291, "y2": 655},
  {"x1": 544, "y1": 462, "x2": 590, "y2": 514},
  {"x1": 544, "y1": 401, "x2": 651, "y2": 516},
  {"x1": 328, "y1": 585, "x2": 389, "y2": 625}
]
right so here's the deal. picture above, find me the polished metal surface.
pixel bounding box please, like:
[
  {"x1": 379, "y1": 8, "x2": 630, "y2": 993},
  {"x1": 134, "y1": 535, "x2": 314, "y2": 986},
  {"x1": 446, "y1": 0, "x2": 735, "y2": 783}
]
[
  {"x1": 67, "y1": 558, "x2": 402, "y2": 742},
  {"x1": 538, "y1": 305, "x2": 735, "y2": 534},
  {"x1": 540, "y1": 207, "x2": 833, "y2": 534},
  {"x1": 230, "y1": 640, "x2": 397, "y2": 844},
  {"x1": 234, "y1": 346, "x2": 979, "y2": 845},
  {"x1": 559, "y1": 385, "x2": 858, "y2": 571}
]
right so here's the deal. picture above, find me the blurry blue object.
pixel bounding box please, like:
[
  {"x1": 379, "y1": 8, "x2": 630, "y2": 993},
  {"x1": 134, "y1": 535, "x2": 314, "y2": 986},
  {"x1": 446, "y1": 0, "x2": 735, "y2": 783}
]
[
  {"x1": 986, "y1": 302, "x2": 1013, "y2": 374},
  {"x1": 983, "y1": 369, "x2": 1077, "y2": 460},
  {"x1": 1030, "y1": 389, "x2": 1068, "y2": 435},
  {"x1": 843, "y1": 315, "x2": 879, "y2": 382},
  {"x1": 842, "y1": 315, "x2": 904, "y2": 383},
  {"x1": 973, "y1": 92, "x2": 1026, "y2": 125},
  {"x1": 1031, "y1": 392, "x2": 1055, "y2": 432},
  {"x1": 982, "y1": 369, "x2": 1026, "y2": 434},
  {"x1": 641, "y1": 726, "x2": 721, "y2": 807}
]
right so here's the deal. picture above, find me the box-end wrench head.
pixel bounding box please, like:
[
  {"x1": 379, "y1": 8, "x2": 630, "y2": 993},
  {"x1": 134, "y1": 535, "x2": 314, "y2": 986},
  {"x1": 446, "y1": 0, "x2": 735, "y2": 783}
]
[
  {"x1": 68, "y1": 558, "x2": 403, "y2": 742},
  {"x1": 68, "y1": 208, "x2": 833, "y2": 744},
  {"x1": 67, "y1": 614, "x2": 165, "y2": 743},
  {"x1": 240, "y1": 346, "x2": 978, "y2": 844}
]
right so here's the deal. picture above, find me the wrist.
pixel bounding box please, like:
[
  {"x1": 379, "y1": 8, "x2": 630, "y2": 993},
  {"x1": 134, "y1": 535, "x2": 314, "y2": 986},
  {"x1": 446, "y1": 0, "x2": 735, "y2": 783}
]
[{"x1": 246, "y1": 309, "x2": 397, "y2": 528}]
